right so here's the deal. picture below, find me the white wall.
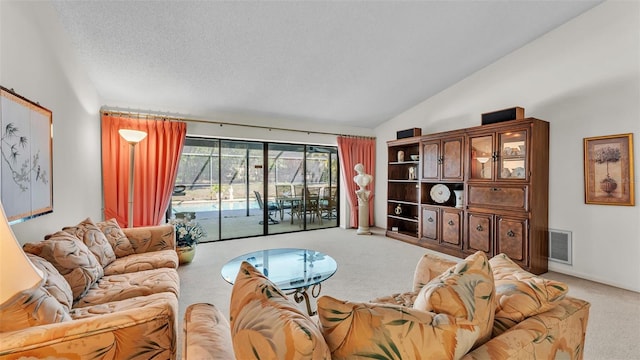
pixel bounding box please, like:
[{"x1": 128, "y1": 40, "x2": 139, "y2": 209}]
[
  {"x1": 1, "y1": 1, "x2": 103, "y2": 243},
  {"x1": 375, "y1": 1, "x2": 640, "y2": 292}
]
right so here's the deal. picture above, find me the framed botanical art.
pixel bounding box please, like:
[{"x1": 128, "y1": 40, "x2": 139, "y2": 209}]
[
  {"x1": 0, "y1": 86, "x2": 53, "y2": 223},
  {"x1": 583, "y1": 133, "x2": 634, "y2": 206}
]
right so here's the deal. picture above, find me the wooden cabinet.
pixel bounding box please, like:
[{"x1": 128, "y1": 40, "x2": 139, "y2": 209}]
[
  {"x1": 386, "y1": 118, "x2": 549, "y2": 274},
  {"x1": 421, "y1": 205, "x2": 463, "y2": 250},
  {"x1": 422, "y1": 134, "x2": 464, "y2": 181}
]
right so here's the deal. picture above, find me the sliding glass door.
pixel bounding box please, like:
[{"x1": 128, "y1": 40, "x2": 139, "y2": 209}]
[
  {"x1": 170, "y1": 138, "x2": 339, "y2": 242},
  {"x1": 219, "y1": 140, "x2": 264, "y2": 239}
]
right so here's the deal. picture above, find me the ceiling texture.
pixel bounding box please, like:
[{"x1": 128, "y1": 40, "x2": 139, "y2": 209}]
[{"x1": 51, "y1": 1, "x2": 601, "y2": 129}]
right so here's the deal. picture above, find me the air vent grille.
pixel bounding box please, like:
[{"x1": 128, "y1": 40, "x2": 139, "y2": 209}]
[{"x1": 549, "y1": 229, "x2": 572, "y2": 265}]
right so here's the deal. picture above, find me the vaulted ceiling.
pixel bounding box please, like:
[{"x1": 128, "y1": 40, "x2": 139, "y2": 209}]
[{"x1": 51, "y1": 1, "x2": 601, "y2": 129}]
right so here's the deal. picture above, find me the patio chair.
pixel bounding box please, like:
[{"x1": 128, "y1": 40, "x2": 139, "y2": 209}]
[
  {"x1": 253, "y1": 191, "x2": 279, "y2": 225},
  {"x1": 320, "y1": 187, "x2": 337, "y2": 220},
  {"x1": 275, "y1": 184, "x2": 294, "y2": 220}
]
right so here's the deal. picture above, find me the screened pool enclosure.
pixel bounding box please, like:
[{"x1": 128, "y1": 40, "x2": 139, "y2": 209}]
[{"x1": 169, "y1": 138, "x2": 340, "y2": 241}]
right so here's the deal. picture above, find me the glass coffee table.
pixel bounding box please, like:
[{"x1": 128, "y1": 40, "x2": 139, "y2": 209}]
[{"x1": 221, "y1": 248, "x2": 337, "y2": 315}]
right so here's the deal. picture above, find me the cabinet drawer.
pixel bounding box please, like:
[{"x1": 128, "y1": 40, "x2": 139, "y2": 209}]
[
  {"x1": 467, "y1": 185, "x2": 528, "y2": 211},
  {"x1": 421, "y1": 207, "x2": 438, "y2": 240},
  {"x1": 441, "y1": 209, "x2": 462, "y2": 247},
  {"x1": 466, "y1": 212, "x2": 492, "y2": 254},
  {"x1": 496, "y1": 216, "x2": 529, "y2": 267}
]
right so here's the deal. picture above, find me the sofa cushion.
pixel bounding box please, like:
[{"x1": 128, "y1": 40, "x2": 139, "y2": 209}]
[
  {"x1": 490, "y1": 253, "x2": 568, "y2": 335},
  {"x1": 96, "y1": 218, "x2": 135, "y2": 258},
  {"x1": 103, "y1": 249, "x2": 179, "y2": 276},
  {"x1": 26, "y1": 253, "x2": 74, "y2": 312},
  {"x1": 23, "y1": 232, "x2": 103, "y2": 300},
  {"x1": 0, "y1": 280, "x2": 70, "y2": 332},
  {"x1": 412, "y1": 252, "x2": 459, "y2": 292},
  {"x1": 73, "y1": 268, "x2": 180, "y2": 308},
  {"x1": 62, "y1": 217, "x2": 116, "y2": 267},
  {"x1": 370, "y1": 252, "x2": 459, "y2": 307},
  {"x1": 229, "y1": 261, "x2": 331, "y2": 360},
  {"x1": 317, "y1": 295, "x2": 479, "y2": 360},
  {"x1": 413, "y1": 251, "x2": 495, "y2": 347}
]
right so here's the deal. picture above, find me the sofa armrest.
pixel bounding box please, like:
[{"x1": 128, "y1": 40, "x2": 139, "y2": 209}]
[
  {"x1": 462, "y1": 297, "x2": 590, "y2": 360},
  {"x1": 412, "y1": 252, "x2": 458, "y2": 292},
  {"x1": 123, "y1": 224, "x2": 175, "y2": 254},
  {"x1": 0, "y1": 293, "x2": 178, "y2": 359},
  {"x1": 183, "y1": 303, "x2": 235, "y2": 360}
]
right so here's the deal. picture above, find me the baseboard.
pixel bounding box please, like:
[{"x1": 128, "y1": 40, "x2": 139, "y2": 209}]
[{"x1": 548, "y1": 264, "x2": 640, "y2": 293}]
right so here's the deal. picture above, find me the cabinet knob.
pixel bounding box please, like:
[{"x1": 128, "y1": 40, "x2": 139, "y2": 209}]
[
  {"x1": 476, "y1": 224, "x2": 484, "y2": 232},
  {"x1": 491, "y1": 187, "x2": 501, "y2": 192},
  {"x1": 448, "y1": 220, "x2": 455, "y2": 226},
  {"x1": 427, "y1": 217, "x2": 434, "y2": 223},
  {"x1": 507, "y1": 230, "x2": 515, "y2": 237}
]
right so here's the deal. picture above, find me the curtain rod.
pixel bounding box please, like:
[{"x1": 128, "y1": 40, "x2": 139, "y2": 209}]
[{"x1": 101, "y1": 109, "x2": 376, "y2": 139}]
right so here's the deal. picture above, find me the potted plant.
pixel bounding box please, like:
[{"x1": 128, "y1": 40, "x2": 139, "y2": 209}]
[
  {"x1": 169, "y1": 216, "x2": 206, "y2": 264},
  {"x1": 594, "y1": 146, "x2": 621, "y2": 195}
]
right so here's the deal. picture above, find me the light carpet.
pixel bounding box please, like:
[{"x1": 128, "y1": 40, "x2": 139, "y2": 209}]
[{"x1": 178, "y1": 227, "x2": 640, "y2": 359}]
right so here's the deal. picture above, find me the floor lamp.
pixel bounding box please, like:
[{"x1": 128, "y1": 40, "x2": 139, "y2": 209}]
[
  {"x1": 119, "y1": 129, "x2": 147, "y2": 228},
  {"x1": 0, "y1": 201, "x2": 44, "y2": 305}
]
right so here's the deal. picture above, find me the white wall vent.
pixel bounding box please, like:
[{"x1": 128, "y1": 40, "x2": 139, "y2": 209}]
[{"x1": 549, "y1": 229, "x2": 572, "y2": 265}]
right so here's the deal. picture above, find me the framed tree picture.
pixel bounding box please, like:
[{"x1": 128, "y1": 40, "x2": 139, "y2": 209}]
[
  {"x1": 583, "y1": 133, "x2": 634, "y2": 206},
  {"x1": 0, "y1": 86, "x2": 53, "y2": 223}
]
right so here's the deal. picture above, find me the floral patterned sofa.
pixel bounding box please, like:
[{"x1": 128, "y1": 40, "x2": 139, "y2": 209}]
[
  {"x1": 0, "y1": 219, "x2": 180, "y2": 360},
  {"x1": 182, "y1": 251, "x2": 590, "y2": 360}
]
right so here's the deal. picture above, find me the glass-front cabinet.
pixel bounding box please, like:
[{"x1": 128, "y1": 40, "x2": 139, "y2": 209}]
[{"x1": 468, "y1": 128, "x2": 529, "y2": 181}]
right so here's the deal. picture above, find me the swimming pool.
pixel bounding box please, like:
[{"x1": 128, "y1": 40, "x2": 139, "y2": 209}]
[{"x1": 171, "y1": 200, "x2": 260, "y2": 213}]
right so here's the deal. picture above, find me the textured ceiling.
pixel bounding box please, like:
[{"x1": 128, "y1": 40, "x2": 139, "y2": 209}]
[{"x1": 51, "y1": 1, "x2": 601, "y2": 129}]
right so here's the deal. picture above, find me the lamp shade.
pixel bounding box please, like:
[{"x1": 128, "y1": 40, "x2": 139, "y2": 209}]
[
  {"x1": 118, "y1": 129, "x2": 147, "y2": 144},
  {"x1": 0, "y1": 201, "x2": 43, "y2": 304}
]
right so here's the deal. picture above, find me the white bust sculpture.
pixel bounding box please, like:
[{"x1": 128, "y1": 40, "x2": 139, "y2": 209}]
[
  {"x1": 354, "y1": 163, "x2": 372, "y2": 191},
  {"x1": 353, "y1": 163, "x2": 373, "y2": 235}
]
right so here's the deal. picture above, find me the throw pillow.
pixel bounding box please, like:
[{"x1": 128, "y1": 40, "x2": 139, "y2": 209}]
[
  {"x1": 26, "y1": 253, "x2": 74, "y2": 312},
  {"x1": 0, "y1": 279, "x2": 70, "y2": 332},
  {"x1": 229, "y1": 261, "x2": 331, "y2": 360},
  {"x1": 96, "y1": 218, "x2": 135, "y2": 257},
  {"x1": 490, "y1": 253, "x2": 568, "y2": 335},
  {"x1": 413, "y1": 251, "x2": 495, "y2": 347},
  {"x1": 317, "y1": 295, "x2": 478, "y2": 360},
  {"x1": 23, "y1": 231, "x2": 103, "y2": 300},
  {"x1": 62, "y1": 217, "x2": 116, "y2": 266}
]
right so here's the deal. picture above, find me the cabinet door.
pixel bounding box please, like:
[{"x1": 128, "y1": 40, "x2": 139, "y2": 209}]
[
  {"x1": 496, "y1": 216, "x2": 528, "y2": 267},
  {"x1": 421, "y1": 206, "x2": 438, "y2": 240},
  {"x1": 466, "y1": 212, "x2": 492, "y2": 255},
  {"x1": 497, "y1": 129, "x2": 528, "y2": 180},
  {"x1": 468, "y1": 134, "x2": 494, "y2": 180},
  {"x1": 442, "y1": 137, "x2": 464, "y2": 181},
  {"x1": 422, "y1": 141, "x2": 440, "y2": 180},
  {"x1": 441, "y1": 208, "x2": 463, "y2": 248}
]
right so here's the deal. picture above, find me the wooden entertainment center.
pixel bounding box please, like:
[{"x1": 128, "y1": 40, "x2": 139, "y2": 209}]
[{"x1": 386, "y1": 118, "x2": 549, "y2": 274}]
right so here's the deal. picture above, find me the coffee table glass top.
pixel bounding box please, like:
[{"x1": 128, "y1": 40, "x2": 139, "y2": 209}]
[{"x1": 221, "y1": 248, "x2": 337, "y2": 291}]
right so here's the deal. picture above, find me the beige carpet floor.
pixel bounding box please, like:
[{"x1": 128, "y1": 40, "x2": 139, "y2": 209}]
[{"x1": 178, "y1": 227, "x2": 640, "y2": 359}]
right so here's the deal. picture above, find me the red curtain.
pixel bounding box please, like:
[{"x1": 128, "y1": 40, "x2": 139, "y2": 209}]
[
  {"x1": 102, "y1": 114, "x2": 186, "y2": 227},
  {"x1": 337, "y1": 136, "x2": 375, "y2": 228}
]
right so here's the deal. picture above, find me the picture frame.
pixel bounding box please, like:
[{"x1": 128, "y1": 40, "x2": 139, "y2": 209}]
[
  {"x1": 583, "y1": 133, "x2": 634, "y2": 206},
  {"x1": 0, "y1": 86, "x2": 53, "y2": 223}
]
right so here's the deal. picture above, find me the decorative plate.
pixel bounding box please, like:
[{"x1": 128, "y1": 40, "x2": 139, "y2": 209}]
[{"x1": 430, "y1": 184, "x2": 450, "y2": 204}]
